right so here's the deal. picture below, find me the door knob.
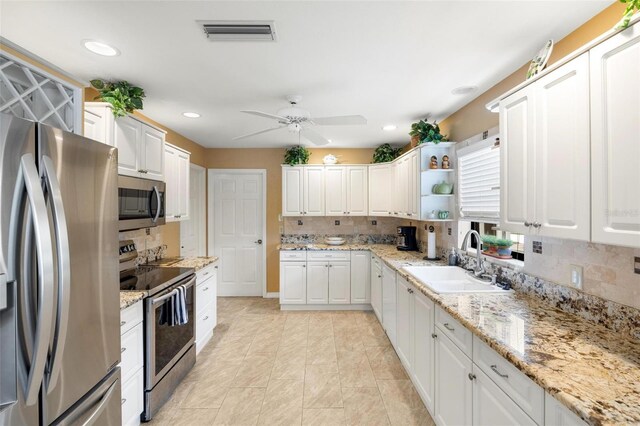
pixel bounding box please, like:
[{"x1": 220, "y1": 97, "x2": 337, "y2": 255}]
[{"x1": 255, "y1": 239, "x2": 263, "y2": 244}]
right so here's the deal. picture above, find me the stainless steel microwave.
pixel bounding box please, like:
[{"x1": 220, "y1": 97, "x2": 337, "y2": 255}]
[{"x1": 118, "y1": 175, "x2": 166, "y2": 231}]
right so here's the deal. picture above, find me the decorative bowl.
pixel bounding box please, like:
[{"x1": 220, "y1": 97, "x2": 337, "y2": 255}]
[{"x1": 323, "y1": 154, "x2": 338, "y2": 165}]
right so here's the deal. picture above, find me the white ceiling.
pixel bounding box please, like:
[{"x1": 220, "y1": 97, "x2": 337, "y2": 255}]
[{"x1": 1, "y1": 1, "x2": 610, "y2": 148}]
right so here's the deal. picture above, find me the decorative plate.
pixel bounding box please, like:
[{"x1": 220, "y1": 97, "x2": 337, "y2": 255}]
[{"x1": 526, "y1": 39, "x2": 554, "y2": 80}]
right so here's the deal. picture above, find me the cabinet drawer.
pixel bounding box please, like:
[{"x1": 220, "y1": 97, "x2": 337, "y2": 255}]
[
  {"x1": 120, "y1": 301, "x2": 143, "y2": 335},
  {"x1": 196, "y1": 263, "x2": 216, "y2": 283},
  {"x1": 307, "y1": 250, "x2": 350, "y2": 261},
  {"x1": 473, "y1": 336, "x2": 544, "y2": 425},
  {"x1": 196, "y1": 281, "x2": 215, "y2": 314},
  {"x1": 196, "y1": 303, "x2": 216, "y2": 343},
  {"x1": 280, "y1": 251, "x2": 307, "y2": 261},
  {"x1": 121, "y1": 368, "x2": 144, "y2": 426},
  {"x1": 121, "y1": 323, "x2": 144, "y2": 383},
  {"x1": 435, "y1": 306, "x2": 473, "y2": 357}
]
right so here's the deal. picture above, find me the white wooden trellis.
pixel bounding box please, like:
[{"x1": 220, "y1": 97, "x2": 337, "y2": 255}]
[{"x1": 0, "y1": 51, "x2": 82, "y2": 134}]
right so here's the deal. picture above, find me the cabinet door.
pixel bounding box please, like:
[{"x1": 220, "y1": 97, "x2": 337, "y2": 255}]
[
  {"x1": 381, "y1": 263, "x2": 397, "y2": 346},
  {"x1": 83, "y1": 109, "x2": 108, "y2": 145},
  {"x1": 350, "y1": 251, "x2": 370, "y2": 304},
  {"x1": 279, "y1": 262, "x2": 306, "y2": 304},
  {"x1": 434, "y1": 333, "x2": 472, "y2": 426},
  {"x1": 176, "y1": 150, "x2": 190, "y2": 219},
  {"x1": 307, "y1": 261, "x2": 329, "y2": 304},
  {"x1": 164, "y1": 145, "x2": 178, "y2": 220},
  {"x1": 141, "y1": 125, "x2": 165, "y2": 181},
  {"x1": 282, "y1": 167, "x2": 304, "y2": 216},
  {"x1": 303, "y1": 166, "x2": 325, "y2": 215},
  {"x1": 395, "y1": 158, "x2": 408, "y2": 217},
  {"x1": 534, "y1": 54, "x2": 590, "y2": 241},
  {"x1": 328, "y1": 261, "x2": 350, "y2": 304},
  {"x1": 472, "y1": 367, "x2": 537, "y2": 426},
  {"x1": 590, "y1": 22, "x2": 640, "y2": 248},
  {"x1": 395, "y1": 276, "x2": 413, "y2": 370},
  {"x1": 407, "y1": 152, "x2": 420, "y2": 218},
  {"x1": 499, "y1": 86, "x2": 535, "y2": 234},
  {"x1": 368, "y1": 164, "x2": 390, "y2": 215},
  {"x1": 114, "y1": 116, "x2": 141, "y2": 177},
  {"x1": 370, "y1": 257, "x2": 383, "y2": 322},
  {"x1": 545, "y1": 393, "x2": 587, "y2": 426},
  {"x1": 346, "y1": 166, "x2": 368, "y2": 215},
  {"x1": 325, "y1": 166, "x2": 347, "y2": 216},
  {"x1": 412, "y1": 291, "x2": 435, "y2": 414}
]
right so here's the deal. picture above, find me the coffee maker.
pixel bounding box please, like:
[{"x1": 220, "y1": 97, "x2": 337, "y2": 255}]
[{"x1": 397, "y1": 226, "x2": 418, "y2": 251}]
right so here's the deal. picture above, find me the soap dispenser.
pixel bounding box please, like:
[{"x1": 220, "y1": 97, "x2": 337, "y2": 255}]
[{"x1": 448, "y1": 248, "x2": 458, "y2": 266}]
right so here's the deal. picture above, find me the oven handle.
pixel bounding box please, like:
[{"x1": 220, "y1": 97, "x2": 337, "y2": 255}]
[{"x1": 150, "y1": 275, "x2": 196, "y2": 306}]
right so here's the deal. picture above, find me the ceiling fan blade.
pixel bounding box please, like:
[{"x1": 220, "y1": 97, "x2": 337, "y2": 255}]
[
  {"x1": 311, "y1": 115, "x2": 367, "y2": 126},
  {"x1": 241, "y1": 110, "x2": 288, "y2": 122},
  {"x1": 301, "y1": 127, "x2": 330, "y2": 146},
  {"x1": 232, "y1": 126, "x2": 283, "y2": 141}
]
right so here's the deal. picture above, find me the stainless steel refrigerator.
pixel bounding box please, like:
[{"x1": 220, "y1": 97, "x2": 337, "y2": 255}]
[{"x1": 0, "y1": 112, "x2": 121, "y2": 425}]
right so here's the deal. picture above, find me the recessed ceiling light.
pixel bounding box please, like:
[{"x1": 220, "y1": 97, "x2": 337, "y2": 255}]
[
  {"x1": 451, "y1": 86, "x2": 478, "y2": 95},
  {"x1": 382, "y1": 125, "x2": 397, "y2": 131},
  {"x1": 182, "y1": 112, "x2": 201, "y2": 118},
  {"x1": 82, "y1": 40, "x2": 119, "y2": 57}
]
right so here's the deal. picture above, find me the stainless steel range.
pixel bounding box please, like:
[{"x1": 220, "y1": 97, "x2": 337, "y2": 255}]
[{"x1": 119, "y1": 243, "x2": 196, "y2": 422}]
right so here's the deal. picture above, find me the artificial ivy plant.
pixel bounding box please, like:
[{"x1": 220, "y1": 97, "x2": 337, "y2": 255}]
[
  {"x1": 409, "y1": 119, "x2": 448, "y2": 144},
  {"x1": 284, "y1": 146, "x2": 310, "y2": 165},
  {"x1": 90, "y1": 79, "x2": 146, "y2": 118},
  {"x1": 372, "y1": 143, "x2": 402, "y2": 163},
  {"x1": 617, "y1": 0, "x2": 640, "y2": 29}
]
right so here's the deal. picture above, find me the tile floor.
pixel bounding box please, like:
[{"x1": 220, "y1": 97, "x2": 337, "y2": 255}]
[{"x1": 149, "y1": 297, "x2": 434, "y2": 426}]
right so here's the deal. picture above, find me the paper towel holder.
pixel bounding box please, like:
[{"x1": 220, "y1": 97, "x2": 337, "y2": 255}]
[{"x1": 424, "y1": 225, "x2": 440, "y2": 261}]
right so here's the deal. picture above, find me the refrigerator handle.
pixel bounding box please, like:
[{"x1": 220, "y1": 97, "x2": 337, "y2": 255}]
[
  {"x1": 41, "y1": 156, "x2": 71, "y2": 392},
  {"x1": 151, "y1": 185, "x2": 161, "y2": 223},
  {"x1": 79, "y1": 378, "x2": 118, "y2": 426},
  {"x1": 7, "y1": 154, "x2": 56, "y2": 406}
]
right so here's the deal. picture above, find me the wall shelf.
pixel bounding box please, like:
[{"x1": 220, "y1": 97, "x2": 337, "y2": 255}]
[
  {"x1": 422, "y1": 169, "x2": 455, "y2": 173},
  {"x1": 422, "y1": 194, "x2": 454, "y2": 197}
]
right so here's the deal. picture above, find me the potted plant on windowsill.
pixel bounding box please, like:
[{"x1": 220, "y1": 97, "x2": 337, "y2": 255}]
[{"x1": 481, "y1": 235, "x2": 515, "y2": 259}]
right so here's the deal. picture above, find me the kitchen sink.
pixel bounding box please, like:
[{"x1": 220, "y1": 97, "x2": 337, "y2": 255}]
[{"x1": 402, "y1": 266, "x2": 511, "y2": 294}]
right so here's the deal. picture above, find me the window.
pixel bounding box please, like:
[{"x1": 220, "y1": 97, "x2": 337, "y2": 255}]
[
  {"x1": 457, "y1": 137, "x2": 500, "y2": 222},
  {"x1": 471, "y1": 222, "x2": 525, "y2": 261}
]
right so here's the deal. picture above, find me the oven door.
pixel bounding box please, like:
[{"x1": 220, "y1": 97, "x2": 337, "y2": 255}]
[
  {"x1": 118, "y1": 175, "x2": 165, "y2": 231},
  {"x1": 144, "y1": 275, "x2": 196, "y2": 390}
]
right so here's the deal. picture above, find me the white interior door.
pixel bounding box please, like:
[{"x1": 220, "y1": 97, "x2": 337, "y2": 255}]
[
  {"x1": 181, "y1": 164, "x2": 206, "y2": 257},
  {"x1": 210, "y1": 170, "x2": 265, "y2": 296}
]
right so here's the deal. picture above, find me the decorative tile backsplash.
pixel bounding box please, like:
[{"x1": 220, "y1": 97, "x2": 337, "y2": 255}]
[
  {"x1": 281, "y1": 234, "x2": 397, "y2": 245},
  {"x1": 119, "y1": 227, "x2": 166, "y2": 264},
  {"x1": 283, "y1": 216, "x2": 402, "y2": 236}
]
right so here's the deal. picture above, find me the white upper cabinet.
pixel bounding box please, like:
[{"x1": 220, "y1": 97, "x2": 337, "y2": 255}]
[
  {"x1": 346, "y1": 166, "x2": 368, "y2": 215},
  {"x1": 534, "y1": 53, "x2": 590, "y2": 240},
  {"x1": 500, "y1": 54, "x2": 590, "y2": 241},
  {"x1": 303, "y1": 166, "x2": 325, "y2": 216},
  {"x1": 164, "y1": 143, "x2": 190, "y2": 221},
  {"x1": 84, "y1": 103, "x2": 166, "y2": 180},
  {"x1": 368, "y1": 164, "x2": 392, "y2": 216},
  {"x1": 590, "y1": 22, "x2": 640, "y2": 248},
  {"x1": 325, "y1": 167, "x2": 347, "y2": 216},
  {"x1": 407, "y1": 151, "x2": 420, "y2": 218},
  {"x1": 282, "y1": 167, "x2": 304, "y2": 216}
]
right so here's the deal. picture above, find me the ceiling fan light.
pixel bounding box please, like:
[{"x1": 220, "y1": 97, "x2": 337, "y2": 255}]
[{"x1": 287, "y1": 123, "x2": 301, "y2": 133}]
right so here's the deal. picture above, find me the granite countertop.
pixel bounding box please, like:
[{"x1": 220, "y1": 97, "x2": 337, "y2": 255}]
[
  {"x1": 280, "y1": 243, "x2": 640, "y2": 425},
  {"x1": 166, "y1": 256, "x2": 218, "y2": 271},
  {"x1": 120, "y1": 291, "x2": 146, "y2": 310}
]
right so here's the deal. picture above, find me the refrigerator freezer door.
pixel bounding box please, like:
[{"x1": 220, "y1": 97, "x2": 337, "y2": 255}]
[{"x1": 38, "y1": 123, "x2": 121, "y2": 423}]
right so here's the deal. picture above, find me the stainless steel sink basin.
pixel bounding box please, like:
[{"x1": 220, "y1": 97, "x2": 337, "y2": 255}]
[{"x1": 402, "y1": 266, "x2": 511, "y2": 294}]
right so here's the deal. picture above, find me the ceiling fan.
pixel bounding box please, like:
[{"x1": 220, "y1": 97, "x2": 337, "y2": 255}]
[{"x1": 233, "y1": 95, "x2": 367, "y2": 146}]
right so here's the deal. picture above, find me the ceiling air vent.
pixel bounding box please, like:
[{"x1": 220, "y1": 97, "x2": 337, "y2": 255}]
[{"x1": 198, "y1": 20, "x2": 277, "y2": 41}]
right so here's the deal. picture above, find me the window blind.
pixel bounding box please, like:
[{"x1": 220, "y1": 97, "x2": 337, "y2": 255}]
[{"x1": 457, "y1": 138, "x2": 500, "y2": 222}]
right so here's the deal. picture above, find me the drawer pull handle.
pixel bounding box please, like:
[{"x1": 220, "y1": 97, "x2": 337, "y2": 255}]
[
  {"x1": 468, "y1": 373, "x2": 476, "y2": 381},
  {"x1": 203, "y1": 287, "x2": 209, "y2": 291},
  {"x1": 431, "y1": 333, "x2": 437, "y2": 339},
  {"x1": 121, "y1": 347, "x2": 126, "y2": 353},
  {"x1": 203, "y1": 316, "x2": 209, "y2": 320},
  {"x1": 121, "y1": 398, "x2": 126, "y2": 405},
  {"x1": 490, "y1": 365, "x2": 509, "y2": 378},
  {"x1": 443, "y1": 323, "x2": 455, "y2": 332},
  {"x1": 203, "y1": 272, "x2": 209, "y2": 276},
  {"x1": 120, "y1": 321, "x2": 126, "y2": 326}
]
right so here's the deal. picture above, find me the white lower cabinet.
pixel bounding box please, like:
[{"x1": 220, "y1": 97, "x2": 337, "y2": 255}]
[
  {"x1": 280, "y1": 260, "x2": 307, "y2": 304},
  {"x1": 370, "y1": 255, "x2": 383, "y2": 321},
  {"x1": 411, "y1": 290, "x2": 435, "y2": 414},
  {"x1": 328, "y1": 261, "x2": 350, "y2": 304},
  {"x1": 396, "y1": 275, "x2": 413, "y2": 371},
  {"x1": 307, "y1": 261, "x2": 329, "y2": 304},
  {"x1": 195, "y1": 263, "x2": 218, "y2": 354},
  {"x1": 120, "y1": 302, "x2": 144, "y2": 426},
  {"x1": 434, "y1": 330, "x2": 473, "y2": 426},
  {"x1": 545, "y1": 392, "x2": 587, "y2": 426},
  {"x1": 381, "y1": 263, "x2": 397, "y2": 346},
  {"x1": 350, "y1": 251, "x2": 371, "y2": 304}
]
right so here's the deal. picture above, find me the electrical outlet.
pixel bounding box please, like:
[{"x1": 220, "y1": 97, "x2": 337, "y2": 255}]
[
  {"x1": 297, "y1": 220, "x2": 303, "y2": 226},
  {"x1": 532, "y1": 241, "x2": 543, "y2": 254},
  {"x1": 335, "y1": 220, "x2": 340, "y2": 226},
  {"x1": 570, "y1": 265, "x2": 583, "y2": 289},
  {"x1": 145, "y1": 228, "x2": 150, "y2": 236},
  {"x1": 634, "y1": 257, "x2": 640, "y2": 274},
  {"x1": 447, "y1": 228, "x2": 452, "y2": 236},
  {"x1": 279, "y1": 225, "x2": 283, "y2": 234}
]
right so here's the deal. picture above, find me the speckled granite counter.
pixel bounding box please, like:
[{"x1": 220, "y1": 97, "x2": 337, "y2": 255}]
[
  {"x1": 167, "y1": 256, "x2": 218, "y2": 271},
  {"x1": 280, "y1": 243, "x2": 640, "y2": 425},
  {"x1": 120, "y1": 291, "x2": 145, "y2": 310}
]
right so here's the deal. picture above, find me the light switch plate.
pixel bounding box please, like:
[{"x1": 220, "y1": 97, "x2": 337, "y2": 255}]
[{"x1": 570, "y1": 265, "x2": 583, "y2": 289}]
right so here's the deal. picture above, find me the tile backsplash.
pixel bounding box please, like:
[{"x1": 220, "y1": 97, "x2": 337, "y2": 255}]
[
  {"x1": 283, "y1": 216, "x2": 402, "y2": 236},
  {"x1": 119, "y1": 227, "x2": 166, "y2": 264}
]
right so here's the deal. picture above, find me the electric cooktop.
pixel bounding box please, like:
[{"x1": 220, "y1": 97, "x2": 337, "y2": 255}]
[{"x1": 119, "y1": 265, "x2": 195, "y2": 296}]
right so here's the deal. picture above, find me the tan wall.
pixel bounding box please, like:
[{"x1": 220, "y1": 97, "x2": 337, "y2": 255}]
[
  {"x1": 439, "y1": 2, "x2": 625, "y2": 141},
  {"x1": 205, "y1": 148, "x2": 376, "y2": 292}
]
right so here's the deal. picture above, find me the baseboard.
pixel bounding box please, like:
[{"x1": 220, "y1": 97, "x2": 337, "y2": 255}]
[
  {"x1": 280, "y1": 304, "x2": 373, "y2": 311},
  {"x1": 264, "y1": 292, "x2": 280, "y2": 298}
]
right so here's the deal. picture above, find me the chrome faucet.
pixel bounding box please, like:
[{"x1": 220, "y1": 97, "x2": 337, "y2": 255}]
[{"x1": 460, "y1": 230, "x2": 485, "y2": 276}]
